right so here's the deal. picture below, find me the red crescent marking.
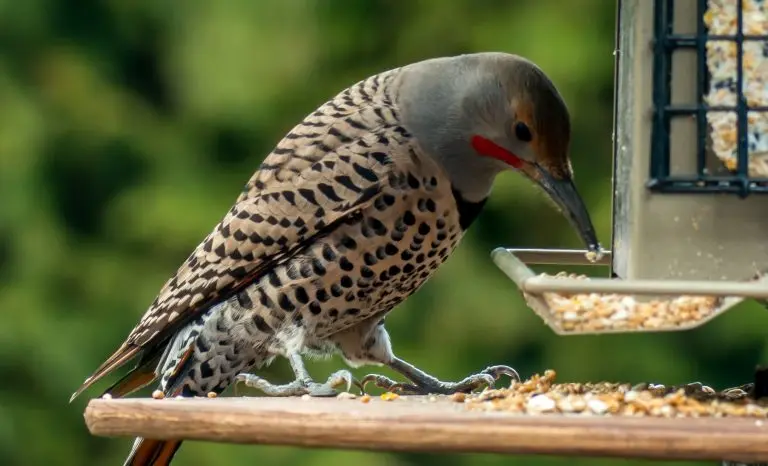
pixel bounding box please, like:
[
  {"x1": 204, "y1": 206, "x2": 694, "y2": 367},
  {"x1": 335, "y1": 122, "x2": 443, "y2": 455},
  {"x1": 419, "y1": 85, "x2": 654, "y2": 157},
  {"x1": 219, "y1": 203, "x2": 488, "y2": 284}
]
[{"x1": 471, "y1": 135, "x2": 524, "y2": 169}]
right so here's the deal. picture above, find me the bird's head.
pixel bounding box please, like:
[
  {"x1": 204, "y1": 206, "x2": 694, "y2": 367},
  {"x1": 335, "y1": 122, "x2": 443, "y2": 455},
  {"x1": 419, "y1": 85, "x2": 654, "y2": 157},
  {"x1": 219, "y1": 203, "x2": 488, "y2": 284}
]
[{"x1": 397, "y1": 52, "x2": 601, "y2": 254}]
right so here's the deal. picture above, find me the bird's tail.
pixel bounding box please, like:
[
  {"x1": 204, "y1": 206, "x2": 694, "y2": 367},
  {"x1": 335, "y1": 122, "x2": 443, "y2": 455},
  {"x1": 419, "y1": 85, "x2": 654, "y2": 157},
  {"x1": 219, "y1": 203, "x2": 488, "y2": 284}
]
[
  {"x1": 121, "y1": 337, "x2": 199, "y2": 465},
  {"x1": 124, "y1": 438, "x2": 183, "y2": 466}
]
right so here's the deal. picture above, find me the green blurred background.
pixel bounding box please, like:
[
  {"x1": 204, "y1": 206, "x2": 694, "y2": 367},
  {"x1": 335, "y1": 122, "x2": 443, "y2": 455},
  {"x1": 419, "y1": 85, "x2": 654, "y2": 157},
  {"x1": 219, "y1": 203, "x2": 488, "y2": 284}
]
[{"x1": 2, "y1": 0, "x2": 767, "y2": 465}]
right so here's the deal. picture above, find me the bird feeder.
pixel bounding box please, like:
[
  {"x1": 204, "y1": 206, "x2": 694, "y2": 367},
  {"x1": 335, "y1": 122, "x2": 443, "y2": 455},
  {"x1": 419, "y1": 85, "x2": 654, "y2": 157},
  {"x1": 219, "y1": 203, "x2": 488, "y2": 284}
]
[{"x1": 493, "y1": 0, "x2": 768, "y2": 335}]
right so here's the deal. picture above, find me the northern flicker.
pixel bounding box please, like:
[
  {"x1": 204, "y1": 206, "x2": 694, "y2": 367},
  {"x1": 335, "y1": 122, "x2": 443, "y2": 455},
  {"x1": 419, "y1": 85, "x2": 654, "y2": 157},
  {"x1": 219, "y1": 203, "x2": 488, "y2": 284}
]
[{"x1": 71, "y1": 52, "x2": 601, "y2": 465}]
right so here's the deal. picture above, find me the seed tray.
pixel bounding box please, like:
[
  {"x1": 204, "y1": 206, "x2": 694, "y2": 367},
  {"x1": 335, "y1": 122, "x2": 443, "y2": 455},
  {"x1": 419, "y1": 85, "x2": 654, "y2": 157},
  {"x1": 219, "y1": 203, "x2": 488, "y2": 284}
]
[{"x1": 492, "y1": 248, "x2": 768, "y2": 335}]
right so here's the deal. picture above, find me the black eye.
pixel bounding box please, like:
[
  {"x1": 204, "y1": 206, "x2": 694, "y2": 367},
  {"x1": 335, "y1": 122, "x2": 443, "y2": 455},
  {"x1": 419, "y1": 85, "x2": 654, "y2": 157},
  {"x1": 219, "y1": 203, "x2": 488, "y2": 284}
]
[{"x1": 515, "y1": 122, "x2": 532, "y2": 142}]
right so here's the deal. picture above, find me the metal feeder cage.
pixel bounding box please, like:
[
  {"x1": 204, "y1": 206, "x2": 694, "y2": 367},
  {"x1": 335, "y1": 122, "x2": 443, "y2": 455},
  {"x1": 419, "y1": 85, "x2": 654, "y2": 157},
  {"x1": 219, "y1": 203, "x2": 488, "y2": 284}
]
[{"x1": 493, "y1": 0, "x2": 768, "y2": 336}]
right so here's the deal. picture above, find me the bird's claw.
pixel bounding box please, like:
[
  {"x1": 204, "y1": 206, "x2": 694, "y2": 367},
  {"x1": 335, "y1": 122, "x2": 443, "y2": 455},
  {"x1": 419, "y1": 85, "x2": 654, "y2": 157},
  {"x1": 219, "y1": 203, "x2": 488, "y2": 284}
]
[
  {"x1": 234, "y1": 373, "x2": 309, "y2": 397},
  {"x1": 480, "y1": 365, "x2": 521, "y2": 385},
  {"x1": 449, "y1": 373, "x2": 497, "y2": 394},
  {"x1": 359, "y1": 364, "x2": 520, "y2": 396},
  {"x1": 313, "y1": 369, "x2": 359, "y2": 395},
  {"x1": 235, "y1": 370, "x2": 360, "y2": 398},
  {"x1": 359, "y1": 374, "x2": 419, "y2": 394}
]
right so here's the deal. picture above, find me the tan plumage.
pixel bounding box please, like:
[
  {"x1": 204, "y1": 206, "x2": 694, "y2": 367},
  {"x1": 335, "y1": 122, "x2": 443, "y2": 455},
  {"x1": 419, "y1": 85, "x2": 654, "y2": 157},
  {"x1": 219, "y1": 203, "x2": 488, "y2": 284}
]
[
  {"x1": 72, "y1": 53, "x2": 600, "y2": 466},
  {"x1": 72, "y1": 69, "x2": 403, "y2": 401},
  {"x1": 125, "y1": 439, "x2": 181, "y2": 466}
]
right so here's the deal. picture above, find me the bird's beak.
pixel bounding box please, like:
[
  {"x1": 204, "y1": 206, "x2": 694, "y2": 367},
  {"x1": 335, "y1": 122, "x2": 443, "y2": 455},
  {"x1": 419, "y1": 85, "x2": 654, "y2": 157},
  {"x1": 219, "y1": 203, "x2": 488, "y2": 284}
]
[{"x1": 526, "y1": 163, "x2": 602, "y2": 253}]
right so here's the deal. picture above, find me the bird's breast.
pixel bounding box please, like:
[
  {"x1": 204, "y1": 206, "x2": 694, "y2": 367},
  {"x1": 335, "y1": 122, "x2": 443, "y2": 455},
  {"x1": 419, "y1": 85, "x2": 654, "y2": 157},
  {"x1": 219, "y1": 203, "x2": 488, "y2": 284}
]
[{"x1": 241, "y1": 169, "x2": 466, "y2": 343}]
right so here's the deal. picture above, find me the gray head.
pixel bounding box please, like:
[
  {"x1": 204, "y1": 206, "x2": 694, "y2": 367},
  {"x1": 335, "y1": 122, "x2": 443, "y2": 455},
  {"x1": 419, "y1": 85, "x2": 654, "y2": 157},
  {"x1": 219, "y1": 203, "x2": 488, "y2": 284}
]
[{"x1": 396, "y1": 52, "x2": 600, "y2": 252}]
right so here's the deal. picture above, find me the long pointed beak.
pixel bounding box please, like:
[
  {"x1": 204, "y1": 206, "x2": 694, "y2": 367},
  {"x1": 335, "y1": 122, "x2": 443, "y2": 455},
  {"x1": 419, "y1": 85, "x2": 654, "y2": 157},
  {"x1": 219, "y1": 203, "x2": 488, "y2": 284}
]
[{"x1": 530, "y1": 165, "x2": 602, "y2": 253}]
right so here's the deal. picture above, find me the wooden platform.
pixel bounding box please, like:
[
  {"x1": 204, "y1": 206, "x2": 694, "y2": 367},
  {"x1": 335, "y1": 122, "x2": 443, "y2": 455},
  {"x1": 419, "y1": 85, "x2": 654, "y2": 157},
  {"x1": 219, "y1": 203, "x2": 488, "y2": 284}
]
[{"x1": 85, "y1": 396, "x2": 768, "y2": 463}]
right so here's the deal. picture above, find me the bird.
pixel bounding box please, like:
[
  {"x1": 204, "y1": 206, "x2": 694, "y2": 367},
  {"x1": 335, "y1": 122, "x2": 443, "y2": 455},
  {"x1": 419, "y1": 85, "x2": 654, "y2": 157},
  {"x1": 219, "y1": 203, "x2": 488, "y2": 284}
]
[{"x1": 71, "y1": 51, "x2": 602, "y2": 466}]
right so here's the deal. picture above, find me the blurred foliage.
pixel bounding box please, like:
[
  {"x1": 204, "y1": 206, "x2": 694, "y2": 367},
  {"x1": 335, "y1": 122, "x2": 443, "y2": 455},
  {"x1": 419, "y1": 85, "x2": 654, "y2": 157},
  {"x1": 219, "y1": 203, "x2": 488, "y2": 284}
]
[{"x1": 1, "y1": 1, "x2": 766, "y2": 465}]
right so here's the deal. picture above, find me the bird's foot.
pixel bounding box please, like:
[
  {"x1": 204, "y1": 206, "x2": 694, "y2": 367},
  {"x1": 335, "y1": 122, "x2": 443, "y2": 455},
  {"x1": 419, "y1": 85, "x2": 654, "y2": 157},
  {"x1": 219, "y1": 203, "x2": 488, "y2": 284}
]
[
  {"x1": 307, "y1": 370, "x2": 359, "y2": 397},
  {"x1": 361, "y1": 364, "x2": 519, "y2": 395},
  {"x1": 234, "y1": 374, "x2": 308, "y2": 396},
  {"x1": 235, "y1": 370, "x2": 357, "y2": 397}
]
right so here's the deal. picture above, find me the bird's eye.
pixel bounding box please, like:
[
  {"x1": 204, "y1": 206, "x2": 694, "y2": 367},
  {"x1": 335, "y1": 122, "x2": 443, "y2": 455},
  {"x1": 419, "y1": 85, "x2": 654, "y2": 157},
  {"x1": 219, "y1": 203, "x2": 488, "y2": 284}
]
[{"x1": 515, "y1": 122, "x2": 532, "y2": 142}]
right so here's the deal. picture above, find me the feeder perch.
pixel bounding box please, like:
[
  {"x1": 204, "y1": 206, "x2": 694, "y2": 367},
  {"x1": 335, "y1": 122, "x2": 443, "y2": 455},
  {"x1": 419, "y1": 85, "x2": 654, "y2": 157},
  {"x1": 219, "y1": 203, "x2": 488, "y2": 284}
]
[{"x1": 494, "y1": 0, "x2": 768, "y2": 336}]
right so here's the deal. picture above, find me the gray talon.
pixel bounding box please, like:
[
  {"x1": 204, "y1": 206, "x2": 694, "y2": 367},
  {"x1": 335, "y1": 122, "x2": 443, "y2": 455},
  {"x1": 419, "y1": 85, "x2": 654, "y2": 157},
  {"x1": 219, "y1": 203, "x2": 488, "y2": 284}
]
[
  {"x1": 473, "y1": 373, "x2": 496, "y2": 389},
  {"x1": 383, "y1": 380, "x2": 419, "y2": 394},
  {"x1": 360, "y1": 374, "x2": 419, "y2": 394},
  {"x1": 234, "y1": 373, "x2": 309, "y2": 397},
  {"x1": 359, "y1": 364, "x2": 516, "y2": 396},
  {"x1": 235, "y1": 370, "x2": 358, "y2": 398},
  {"x1": 482, "y1": 365, "x2": 521, "y2": 384},
  {"x1": 360, "y1": 374, "x2": 398, "y2": 393},
  {"x1": 325, "y1": 369, "x2": 355, "y2": 393},
  {"x1": 306, "y1": 370, "x2": 361, "y2": 397},
  {"x1": 306, "y1": 383, "x2": 338, "y2": 397}
]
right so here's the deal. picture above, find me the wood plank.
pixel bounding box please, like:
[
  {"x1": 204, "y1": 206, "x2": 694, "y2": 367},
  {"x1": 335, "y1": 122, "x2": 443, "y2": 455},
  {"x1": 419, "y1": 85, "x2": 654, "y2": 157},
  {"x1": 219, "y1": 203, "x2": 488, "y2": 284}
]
[{"x1": 84, "y1": 396, "x2": 768, "y2": 463}]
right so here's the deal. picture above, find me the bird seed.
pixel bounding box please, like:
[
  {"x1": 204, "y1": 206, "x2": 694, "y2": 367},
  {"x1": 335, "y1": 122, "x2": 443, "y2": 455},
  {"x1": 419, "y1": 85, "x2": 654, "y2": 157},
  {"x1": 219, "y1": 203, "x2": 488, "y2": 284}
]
[
  {"x1": 380, "y1": 392, "x2": 400, "y2": 401},
  {"x1": 463, "y1": 370, "x2": 768, "y2": 418},
  {"x1": 704, "y1": 0, "x2": 768, "y2": 177},
  {"x1": 536, "y1": 272, "x2": 720, "y2": 332},
  {"x1": 584, "y1": 249, "x2": 604, "y2": 264}
]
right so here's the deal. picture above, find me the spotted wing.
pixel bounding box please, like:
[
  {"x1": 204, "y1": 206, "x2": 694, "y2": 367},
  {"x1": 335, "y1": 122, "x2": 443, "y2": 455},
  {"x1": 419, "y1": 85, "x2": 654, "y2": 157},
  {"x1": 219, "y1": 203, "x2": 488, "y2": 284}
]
[{"x1": 73, "y1": 114, "x2": 407, "y2": 398}]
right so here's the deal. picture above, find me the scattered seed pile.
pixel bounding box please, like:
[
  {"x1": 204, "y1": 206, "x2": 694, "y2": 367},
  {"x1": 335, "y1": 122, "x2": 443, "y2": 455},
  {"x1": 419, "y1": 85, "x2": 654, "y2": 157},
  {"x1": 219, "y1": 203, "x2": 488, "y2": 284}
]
[
  {"x1": 536, "y1": 272, "x2": 720, "y2": 332},
  {"x1": 462, "y1": 370, "x2": 768, "y2": 418},
  {"x1": 704, "y1": 0, "x2": 768, "y2": 177}
]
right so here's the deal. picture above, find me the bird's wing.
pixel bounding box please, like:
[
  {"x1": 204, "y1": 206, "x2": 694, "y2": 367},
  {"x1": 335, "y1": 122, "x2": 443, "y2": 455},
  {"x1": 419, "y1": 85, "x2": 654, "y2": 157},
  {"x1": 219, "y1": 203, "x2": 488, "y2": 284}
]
[{"x1": 73, "y1": 112, "x2": 406, "y2": 399}]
